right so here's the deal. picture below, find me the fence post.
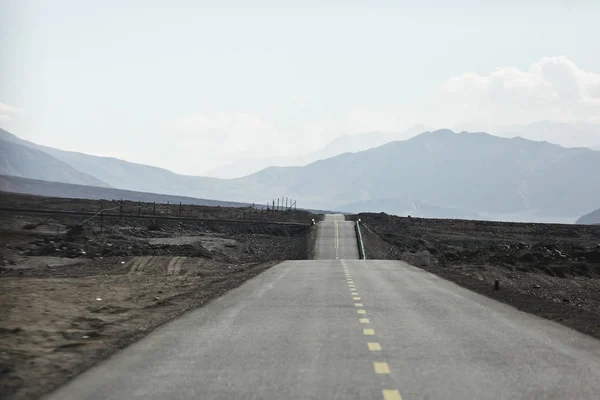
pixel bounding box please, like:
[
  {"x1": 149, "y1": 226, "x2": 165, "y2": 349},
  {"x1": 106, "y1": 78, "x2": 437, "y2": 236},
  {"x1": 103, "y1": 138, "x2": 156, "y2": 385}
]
[{"x1": 100, "y1": 200, "x2": 104, "y2": 233}]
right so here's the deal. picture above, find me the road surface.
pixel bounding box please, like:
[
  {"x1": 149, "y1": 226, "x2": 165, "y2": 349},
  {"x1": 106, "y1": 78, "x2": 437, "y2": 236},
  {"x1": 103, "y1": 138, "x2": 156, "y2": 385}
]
[{"x1": 47, "y1": 215, "x2": 600, "y2": 399}]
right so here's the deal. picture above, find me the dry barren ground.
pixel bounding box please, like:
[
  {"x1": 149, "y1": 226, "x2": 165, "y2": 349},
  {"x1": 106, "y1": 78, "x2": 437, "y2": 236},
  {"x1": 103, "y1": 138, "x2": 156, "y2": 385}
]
[
  {"x1": 0, "y1": 193, "x2": 316, "y2": 400},
  {"x1": 356, "y1": 213, "x2": 600, "y2": 340}
]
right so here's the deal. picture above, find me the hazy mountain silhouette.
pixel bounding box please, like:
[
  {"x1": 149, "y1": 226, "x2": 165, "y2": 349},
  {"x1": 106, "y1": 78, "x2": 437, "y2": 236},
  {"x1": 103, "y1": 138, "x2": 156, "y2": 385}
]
[
  {"x1": 202, "y1": 124, "x2": 432, "y2": 178},
  {"x1": 0, "y1": 138, "x2": 110, "y2": 187},
  {"x1": 0, "y1": 127, "x2": 247, "y2": 200},
  {"x1": 577, "y1": 208, "x2": 600, "y2": 224},
  {"x1": 244, "y1": 129, "x2": 600, "y2": 220},
  {"x1": 0, "y1": 175, "x2": 254, "y2": 208},
  {"x1": 2, "y1": 127, "x2": 599, "y2": 222},
  {"x1": 455, "y1": 120, "x2": 600, "y2": 149}
]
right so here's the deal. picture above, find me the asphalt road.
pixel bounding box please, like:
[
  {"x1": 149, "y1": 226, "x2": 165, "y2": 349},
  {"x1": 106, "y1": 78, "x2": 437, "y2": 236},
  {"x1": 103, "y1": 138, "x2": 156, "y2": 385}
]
[{"x1": 47, "y1": 215, "x2": 600, "y2": 399}]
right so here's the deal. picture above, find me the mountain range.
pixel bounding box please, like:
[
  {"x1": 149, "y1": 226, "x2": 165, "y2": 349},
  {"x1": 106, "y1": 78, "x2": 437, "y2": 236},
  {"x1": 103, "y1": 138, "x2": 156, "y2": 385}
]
[
  {"x1": 201, "y1": 124, "x2": 433, "y2": 178},
  {"x1": 2, "y1": 126, "x2": 600, "y2": 223},
  {"x1": 203, "y1": 121, "x2": 600, "y2": 179},
  {"x1": 455, "y1": 121, "x2": 600, "y2": 149}
]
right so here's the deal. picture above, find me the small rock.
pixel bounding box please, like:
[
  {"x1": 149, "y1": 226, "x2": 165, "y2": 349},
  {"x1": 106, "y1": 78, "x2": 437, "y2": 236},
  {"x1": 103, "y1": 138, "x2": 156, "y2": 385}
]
[
  {"x1": 415, "y1": 251, "x2": 431, "y2": 267},
  {"x1": 533, "y1": 284, "x2": 541, "y2": 289},
  {"x1": 96, "y1": 297, "x2": 102, "y2": 301},
  {"x1": 563, "y1": 298, "x2": 570, "y2": 303}
]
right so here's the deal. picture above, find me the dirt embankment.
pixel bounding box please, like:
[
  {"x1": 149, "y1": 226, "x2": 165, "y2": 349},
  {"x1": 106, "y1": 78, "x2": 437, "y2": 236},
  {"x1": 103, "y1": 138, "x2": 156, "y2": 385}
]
[
  {"x1": 0, "y1": 193, "x2": 317, "y2": 400},
  {"x1": 357, "y1": 212, "x2": 600, "y2": 340}
]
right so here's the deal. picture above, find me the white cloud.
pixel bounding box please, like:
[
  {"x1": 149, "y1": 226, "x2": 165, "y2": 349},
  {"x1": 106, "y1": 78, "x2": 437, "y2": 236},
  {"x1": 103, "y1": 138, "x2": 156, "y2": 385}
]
[
  {"x1": 438, "y1": 56, "x2": 600, "y2": 125},
  {"x1": 0, "y1": 103, "x2": 24, "y2": 115},
  {"x1": 0, "y1": 102, "x2": 24, "y2": 125}
]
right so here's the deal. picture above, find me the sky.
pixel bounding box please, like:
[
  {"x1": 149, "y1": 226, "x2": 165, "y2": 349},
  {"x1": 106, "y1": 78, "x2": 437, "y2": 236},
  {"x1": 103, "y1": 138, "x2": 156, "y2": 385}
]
[{"x1": 1, "y1": 0, "x2": 600, "y2": 175}]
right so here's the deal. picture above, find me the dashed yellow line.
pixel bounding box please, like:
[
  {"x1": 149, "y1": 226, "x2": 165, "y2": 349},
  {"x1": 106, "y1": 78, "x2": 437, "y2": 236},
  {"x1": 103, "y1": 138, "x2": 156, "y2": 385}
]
[
  {"x1": 383, "y1": 389, "x2": 403, "y2": 400},
  {"x1": 341, "y1": 261, "x2": 402, "y2": 399},
  {"x1": 368, "y1": 342, "x2": 381, "y2": 351},
  {"x1": 374, "y1": 362, "x2": 391, "y2": 374}
]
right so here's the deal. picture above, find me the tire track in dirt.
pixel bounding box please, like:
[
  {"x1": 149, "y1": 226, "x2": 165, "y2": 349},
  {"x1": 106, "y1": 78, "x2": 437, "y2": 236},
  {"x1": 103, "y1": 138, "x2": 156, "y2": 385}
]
[
  {"x1": 128, "y1": 256, "x2": 155, "y2": 275},
  {"x1": 167, "y1": 257, "x2": 186, "y2": 275}
]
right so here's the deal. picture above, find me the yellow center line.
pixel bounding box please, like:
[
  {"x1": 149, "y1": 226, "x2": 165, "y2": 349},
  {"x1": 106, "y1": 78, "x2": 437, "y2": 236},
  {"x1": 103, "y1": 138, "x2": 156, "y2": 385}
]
[
  {"x1": 353, "y1": 296, "x2": 361, "y2": 300},
  {"x1": 355, "y1": 303, "x2": 363, "y2": 307},
  {"x1": 383, "y1": 389, "x2": 403, "y2": 400},
  {"x1": 374, "y1": 362, "x2": 390, "y2": 374},
  {"x1": 359, "y1": 318, "x2": 370, "y2": 323},
  {"x1": 368, "y1": 342, "x2": 381, "y2": 351},
  {"x1": 357, "y1": 309, "x2": 366, "y2": 314},
  {"x1": 363, "y1": 328, "x2": 375, "y2": 335}
]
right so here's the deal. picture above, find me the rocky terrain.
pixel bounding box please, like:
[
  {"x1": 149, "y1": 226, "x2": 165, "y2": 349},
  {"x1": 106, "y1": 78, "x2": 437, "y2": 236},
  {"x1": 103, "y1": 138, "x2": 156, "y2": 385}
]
[
  {"x1": 356, "y1": 213, "x2": 600, "y2": 340},
  {"x1": 0, "y1": 192, "x2": 317, "y2": 400}
]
